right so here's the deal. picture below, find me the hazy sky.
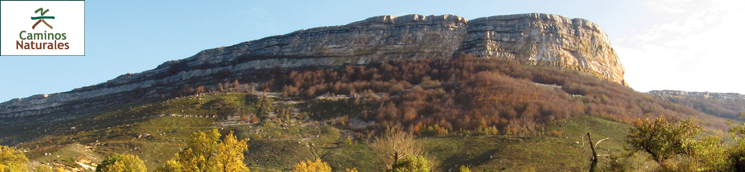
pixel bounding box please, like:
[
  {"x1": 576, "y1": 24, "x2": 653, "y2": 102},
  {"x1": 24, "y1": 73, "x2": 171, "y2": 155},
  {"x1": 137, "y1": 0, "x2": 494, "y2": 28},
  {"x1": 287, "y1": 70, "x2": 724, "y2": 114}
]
[{"x1": 0, "y1": 0, "x2": 743, "y2": 102}]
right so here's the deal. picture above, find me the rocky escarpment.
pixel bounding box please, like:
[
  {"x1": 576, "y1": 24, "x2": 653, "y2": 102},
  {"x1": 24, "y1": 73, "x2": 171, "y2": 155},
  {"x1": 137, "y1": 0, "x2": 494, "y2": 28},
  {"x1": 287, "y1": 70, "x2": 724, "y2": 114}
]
[
  {"x1": 0, "y1": 13, "x2": 626, "y2": 119},
  {"x1": 458, "y1": 14, "x2": 624, "y2": 83}
]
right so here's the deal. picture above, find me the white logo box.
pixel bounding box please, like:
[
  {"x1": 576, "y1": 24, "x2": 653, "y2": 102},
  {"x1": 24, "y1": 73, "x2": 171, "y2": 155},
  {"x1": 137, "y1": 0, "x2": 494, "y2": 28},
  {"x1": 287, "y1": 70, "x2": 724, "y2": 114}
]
[{"x1": 1, "y1": 0, "x2": 85, "y2": 56}]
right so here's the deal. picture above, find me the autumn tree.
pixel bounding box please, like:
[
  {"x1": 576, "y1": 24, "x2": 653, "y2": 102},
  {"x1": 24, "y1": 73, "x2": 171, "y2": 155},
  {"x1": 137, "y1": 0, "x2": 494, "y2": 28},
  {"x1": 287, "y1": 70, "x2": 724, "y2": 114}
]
[
  {"x1": 96, "y1": 154, "x2": 146, "y2": 172},
  {"x1": 0, "y1": 145, "x2": 28, "y2": 172},
  {"x1": 623, "y1": 113, "x2": 745, "y2": 171},
  {"x1": 292, "y1": 159, "x2": 332, "y2": 172},
  {"x1": 214, "y1": 131, "x2": 249, "y2": 172},
  {"x1": 196, "y1": 86, "x2": 207, "y2": 95},
  {"x1": 625, "y1": 114, "x2": 700, "y2": 170},
  {"x1": 156, "y1": 129, "x2": 249, "y2": 172},
  {"x1": 233, "y1": 80, "x2": 241, "y2": 91}
]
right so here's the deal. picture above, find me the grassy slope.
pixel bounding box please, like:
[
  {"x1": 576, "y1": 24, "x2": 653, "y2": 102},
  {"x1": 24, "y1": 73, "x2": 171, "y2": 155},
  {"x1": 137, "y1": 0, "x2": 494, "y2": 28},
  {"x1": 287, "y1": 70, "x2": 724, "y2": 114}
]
[{"x1": 2, "y1": 92, "x2": 675, "y2": 171}]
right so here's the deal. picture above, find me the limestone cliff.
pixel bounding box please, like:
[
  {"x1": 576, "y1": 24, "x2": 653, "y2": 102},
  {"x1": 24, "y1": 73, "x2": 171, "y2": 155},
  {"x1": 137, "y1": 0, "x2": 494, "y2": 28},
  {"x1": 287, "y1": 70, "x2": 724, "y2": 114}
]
[{"x1": 0, "y1": 13, "x2": 626, "y2": 119}]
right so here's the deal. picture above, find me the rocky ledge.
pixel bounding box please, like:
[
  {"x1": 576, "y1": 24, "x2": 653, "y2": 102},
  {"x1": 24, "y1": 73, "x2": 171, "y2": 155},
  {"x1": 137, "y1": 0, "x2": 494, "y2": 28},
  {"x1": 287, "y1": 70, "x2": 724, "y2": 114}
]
[
  {"x1": 647, "y1": 90, "x2": 745, "y2": 100},
  {"x1": 0, "y1": 13, "x2": 625, "y2": 119}
]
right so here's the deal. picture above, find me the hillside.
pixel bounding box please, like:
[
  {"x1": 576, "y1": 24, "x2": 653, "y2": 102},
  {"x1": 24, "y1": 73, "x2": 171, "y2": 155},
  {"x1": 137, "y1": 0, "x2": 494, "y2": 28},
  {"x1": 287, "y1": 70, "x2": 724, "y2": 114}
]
[
  {"x1": 0, "y1": 57, "x2": 731, "y2": 171},
  {"x1": 648, "y1": 90, "x2": 745, "y2": 120},
  {"x1": 0, "y1": 13, "x2": 739, "y2": 171}
]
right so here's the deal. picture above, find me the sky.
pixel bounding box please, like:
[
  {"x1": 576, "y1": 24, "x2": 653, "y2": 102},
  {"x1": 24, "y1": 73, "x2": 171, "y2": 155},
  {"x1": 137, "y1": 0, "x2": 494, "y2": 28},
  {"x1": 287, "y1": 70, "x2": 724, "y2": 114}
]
[{"x1": 0, "y1": 0, "x2": 743, "y2": 102}]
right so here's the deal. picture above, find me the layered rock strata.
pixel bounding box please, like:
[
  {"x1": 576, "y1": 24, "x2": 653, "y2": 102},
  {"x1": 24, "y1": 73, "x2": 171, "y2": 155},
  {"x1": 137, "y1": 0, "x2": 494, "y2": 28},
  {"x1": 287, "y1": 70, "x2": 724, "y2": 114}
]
[{"x1": 0, "y1": 13, "x2": 625, "y2": 119}]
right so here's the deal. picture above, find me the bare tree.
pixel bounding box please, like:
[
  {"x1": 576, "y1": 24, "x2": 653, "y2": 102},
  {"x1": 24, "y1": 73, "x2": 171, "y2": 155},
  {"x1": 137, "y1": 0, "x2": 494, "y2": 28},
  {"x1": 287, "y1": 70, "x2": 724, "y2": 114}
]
[
  {"x1": 370, "y1": 127, "x2": 423, "y2": 168},
  {"x1": 582, "y1": 133, "x2": 610, "y2": 172}
]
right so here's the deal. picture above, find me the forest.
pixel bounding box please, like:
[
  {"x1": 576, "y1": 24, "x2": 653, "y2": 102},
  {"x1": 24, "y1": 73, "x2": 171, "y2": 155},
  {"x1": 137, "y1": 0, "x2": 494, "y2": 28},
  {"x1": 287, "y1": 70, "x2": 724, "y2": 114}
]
[{"x1": 227, "y1": 53, "x2": 730, "y2": 135}]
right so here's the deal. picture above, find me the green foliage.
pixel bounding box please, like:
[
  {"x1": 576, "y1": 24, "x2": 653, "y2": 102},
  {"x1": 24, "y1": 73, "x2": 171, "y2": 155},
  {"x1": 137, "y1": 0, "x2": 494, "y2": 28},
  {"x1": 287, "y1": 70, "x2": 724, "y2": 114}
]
[
  {"x1": 0, "y1": 145, "x2": 28, "y2": 172},
  {"x1": 292, "y1": 159, "x2": 332, "y2": 172},
  {"x1": 729, "y1": 142, "x2": 745, "y2": 171},
  {"x1": 603, "y1": 152, "x2": 634, "y2": 172},
  {"x1": 302, "y1": 99, "x2": 369, "y2": 120},
  {"x1": 458, "y1": 165, "x2": 471, "y2": 172},
  {"x1": 730, "y1": 112, "x2": 745, "y2": 140},
  {"x1": 728, "y1": 112, "x2": 745, "y2": 171},
  {"x1": 244, "y1": 95, "x2": 275, "y2": 120},
  {"x1": 386, "y1": 155, "x2": 431, "y2": 172},
  {"x1": 154, "y1": 160, "x2": 182, "y2": 172},
  {"x1": 625, "y1": 113, "x2": 745, "y2": 171},
  {"x1": 344, "y1": 136, "x2": 354, "y2": 148},
  {"x1": 156, "y1": 129, "x2": 249, "y2": 172},
  {"x1": 421, "y1": 125, "x2": 449, "y2": 136},
  {"x1": 625, "y1": 114, "x2": 700, "y2": 168},
  {"x1": 688, "y1": 136, "x2": 730, "y2": 171},
  {"x1": 96, "y1": 154, "x2": 147, "y2": 172}
]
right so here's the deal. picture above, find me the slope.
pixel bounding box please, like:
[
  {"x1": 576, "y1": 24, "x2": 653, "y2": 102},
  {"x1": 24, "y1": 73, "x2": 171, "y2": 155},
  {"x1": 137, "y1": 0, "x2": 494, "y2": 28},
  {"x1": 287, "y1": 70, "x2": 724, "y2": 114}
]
[{"x1": 0, "y1": 56, "x2": 731, "y2": 171}]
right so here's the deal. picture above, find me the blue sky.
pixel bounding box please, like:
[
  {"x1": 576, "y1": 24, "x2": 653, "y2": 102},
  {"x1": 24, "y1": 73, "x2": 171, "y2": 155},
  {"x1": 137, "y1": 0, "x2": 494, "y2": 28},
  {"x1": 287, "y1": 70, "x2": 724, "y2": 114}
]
[{"x1": 1, "y1": 0, "x2": 743, "y2": 101}]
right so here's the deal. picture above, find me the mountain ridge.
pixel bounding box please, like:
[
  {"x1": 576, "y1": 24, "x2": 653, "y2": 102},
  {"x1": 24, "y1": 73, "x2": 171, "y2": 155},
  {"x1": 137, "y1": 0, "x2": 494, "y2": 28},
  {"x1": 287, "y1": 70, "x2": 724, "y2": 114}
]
[
  {"x1": 0, "y1": 13, "x2": 625, "y2": 119},
  {"x1": 648, "y1": 90, "x2": 745, "y2": 100}
]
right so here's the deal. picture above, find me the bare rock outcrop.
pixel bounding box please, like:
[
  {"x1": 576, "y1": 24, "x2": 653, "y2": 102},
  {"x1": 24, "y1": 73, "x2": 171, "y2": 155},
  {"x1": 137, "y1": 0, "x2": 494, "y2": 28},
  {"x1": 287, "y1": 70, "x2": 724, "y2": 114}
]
[
  {"x1": 460, "y1": 14, "x2": 624, "y2": 84},
  {"x1": 0, "y1": 13, "x2": 626, "y2": 119}
]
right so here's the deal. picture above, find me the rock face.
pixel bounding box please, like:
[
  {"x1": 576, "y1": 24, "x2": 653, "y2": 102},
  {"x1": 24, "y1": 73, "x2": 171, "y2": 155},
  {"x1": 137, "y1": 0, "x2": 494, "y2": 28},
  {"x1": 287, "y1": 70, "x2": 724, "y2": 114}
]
[
  {"x1": 0, "y1": 13, "x2": 626, "y2": 119},
  {"x1": 459, "y1": 14, "x2": 624, "y2": 83}
]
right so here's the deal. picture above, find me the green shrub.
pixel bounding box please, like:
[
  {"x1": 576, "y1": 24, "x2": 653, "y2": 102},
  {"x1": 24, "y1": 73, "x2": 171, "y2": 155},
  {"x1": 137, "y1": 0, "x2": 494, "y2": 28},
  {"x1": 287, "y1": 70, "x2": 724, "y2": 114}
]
[
  {"x1": 386, "y1": 155, "x2": 431, "y2": 172},
  {"x1": 96, "y1": 154, "x2": 146, "y2": 172}
]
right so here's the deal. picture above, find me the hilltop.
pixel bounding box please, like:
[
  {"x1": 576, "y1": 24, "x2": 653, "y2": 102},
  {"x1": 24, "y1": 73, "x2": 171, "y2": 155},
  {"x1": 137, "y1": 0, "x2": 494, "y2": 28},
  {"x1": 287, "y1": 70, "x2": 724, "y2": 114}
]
[{"x1": 1, "y1": 13, "x2": 624, "y2": 120}]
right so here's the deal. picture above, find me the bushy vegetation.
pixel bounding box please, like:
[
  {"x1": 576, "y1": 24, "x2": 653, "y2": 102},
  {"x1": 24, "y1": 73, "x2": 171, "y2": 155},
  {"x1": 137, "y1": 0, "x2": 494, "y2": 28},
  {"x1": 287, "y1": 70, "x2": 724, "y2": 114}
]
[
  {"x1": 292, "y1": 159, "x2": 331, "y2": 172},
  {"x1": 96, "y1": 154, "x2": 146, "y2": 172},
  {"x1": 0, "y1": 145, "x2": 28, "y2": 172},
  {"x1": 458, "y1": 165, "x2": 471, "y2": 172},
  {"x1": 155, "y1": 129, "x2": 249, "y2": 172},
  {"x1": 625, "y1": 115, "x2": 701, "y2": 169},
  {"x1": 253, "y1": 54, "x2": 722, "y2": 135},
  {"x1": 387, "y1": 155, "x2": 431, "y2": 172},
  {"x1": 623, "y1": 114, "x2": 745, "y2": 171}
]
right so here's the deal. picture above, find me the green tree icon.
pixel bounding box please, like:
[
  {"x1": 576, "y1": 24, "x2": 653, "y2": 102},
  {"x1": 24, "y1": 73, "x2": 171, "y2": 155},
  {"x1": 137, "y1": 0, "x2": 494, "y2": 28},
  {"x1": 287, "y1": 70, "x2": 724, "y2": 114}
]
[{"x1": 31, "y1": 7, "x2": 55, "y2": 29}]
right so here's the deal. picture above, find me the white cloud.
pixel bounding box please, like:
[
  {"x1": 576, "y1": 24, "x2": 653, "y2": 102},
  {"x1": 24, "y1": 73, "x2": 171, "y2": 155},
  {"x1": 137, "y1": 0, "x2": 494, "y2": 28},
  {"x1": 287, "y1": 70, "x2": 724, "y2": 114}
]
[{"x1": 617, "y1": 0, "x2": 745, "y2": 93}]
